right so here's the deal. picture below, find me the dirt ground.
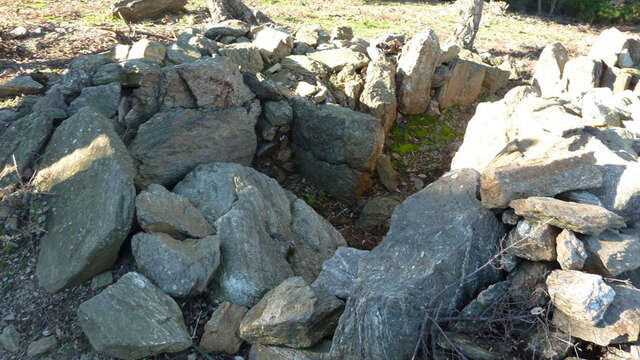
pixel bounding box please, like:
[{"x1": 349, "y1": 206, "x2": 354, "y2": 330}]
[{"x1": 1, "y1": 1, "x2": 637, "y2": 359}]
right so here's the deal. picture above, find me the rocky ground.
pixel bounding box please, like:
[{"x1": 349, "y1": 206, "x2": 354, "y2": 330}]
[{"x1": 1, "y1": 1, "x2": 640, "y2": 360}]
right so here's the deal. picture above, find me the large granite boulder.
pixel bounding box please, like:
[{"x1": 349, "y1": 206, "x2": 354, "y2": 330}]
[
  {"x1": 292, "y1": 100, "x2": 384, "y2": 202},
  {"x1": 173, "y1": 162, "x2": 346, "y2": 307},
  {"x1": 437, "y1": 58, "x2": 487, "y2": 109},
  {"x1": 34, "y1": 107, "x2": 136, "y2": 292},
  {"x1": 533, "y1": 42, "x2": 569, "y2": 98},
  {"x1": 396, "y1": 29, "x2": 441, "y2": 115},
  {"x1": 128, "y1": 107, "x2": 257, "y2": 187},
  {"x1": 78, "y1": 272, "x2": 192, "y2": 359},
  {"x1": 329, "y1": 169, "x2": 505, "y2": 359},
  {"x1": 239, "y1": 277, "x2": 344, "y2": 348}
]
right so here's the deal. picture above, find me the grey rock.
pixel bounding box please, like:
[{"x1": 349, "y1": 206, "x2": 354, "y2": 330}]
[
  {"x1": 507, "y1": 260, "x2": 553, "y2": 307},
  {"x1": 292, "y1": 100, "x2": 384, "y2": 202},
  {"x1": 219, "y1": 43, "x2": 264, "y2": 72},
  {"x1": 331, "y1": 26, "x2": 353, "y2": 41},
  {"x1": 173, "y1": 162, "x2": 345, "y2": 307},
  {"x1": 506, "y1": 219, "x2": 558, "y2": 262},
  {"x1": 132, "y1": 232, "x2": 220, "y2": 297},
  {"x1": 295, "y1": 25, "x2": 328, "y2": 47},
  {"x1": 0, "y1": 75, "x2": 43, "y2": 96},
  {"x1": 356, "y1": 196, "x2": 400, "y2": 231},
  {"x1": 34, "y1": 107, "x2": 135, "y2": 292},
  {"x1": 128, "y1": 107, "x2": 257, "y2": 187},
  {"x1": 92, "y1": 59, "x2": 160, "y2": 87},
  {"x1": 110, "y1": 0, "x2": 186, "y2": 21},
  {"x1": 582, "y1": 87, "x2": 625, "y2": 127},
  {"x1": 525, "y1": 331, "x2": 572, "y2": 360},
  {"x1": 78, "y1": 272, "x2": 192, "y2": 359},
  {"x1": 437, "y1": 59, "x2": 486, "y2": 109},
  {"x1": 308, "y1": 48, "x2": 369, "y2": 72},
  {"x1": 135, "y1": 184, "x2": 213, "y2": 239},
  {"x1": 127, "y1": 39, "x2": 166, "y2": 65},
  {"x1": 501, "y1": 209, "x2": 519, "y2": 225},
  {"x1": 481, "y1": 63, "x2": 510, "y2": 94},
  {"x1": 27, "y1": 336, "x2": 57, "y2": 357},
  {"x1": 329, "y1": 169, "x2": 505, "y2": 360},
  {"x1": 553, "y1": 283, "x2": 640, "y2": 346},
  {"x1": 451, "y1": 281, "x2": 510, "y2": 331},
  {"x1": 69, "y1": 82, "x2": 121, "y2": 118},
  {"x1": 253, "y1": 27, "x2": 293, "y2": 64},
  {"x1": 556, "y1": 229, "x2": 588, "y2": 270},
  {"x1": 166, "y1": 41, "x2": 202, "y2": 65},
  {"x1": 242, "y1": 71, "x2": 281, "y2": 101},
  {"x1": 280, "y1": 55, "x2": 330, "y2": 78},
  {"x1": 200, "y1": 302, "x2": 248, "y2": 354},
  {"x1": 509, "y1": 197, "x2": 626, "y2": 235},
  {"x1": 239, "y1": 277, "x2": 344, "y2": 348},
  {"x1": 57, "y1": 54, "x2": 113, "y2": 96},
  {"x1": 375, "y1": 154, "x2": 398, "y2": 192},
  {"x1": 546, "y1": 270, "x2": 615, "y2": 325},
  {"x1": 558, "y1": 190, "x2": 603, "y2": 206},
  {"x1": 311, "y1": 247, "x2": 370, "y2": 299},
  {"x1": 91, "y1": 271, "x2": 114, "y2": 290},
  {"x1": 562, "y1": 56, "x2": 602, "y2": 97},
  {"x1": 396, "y1": 29, "x2": 441, "y2": 114},
  {"x1": 359, "y1": 57, "x2": 397, "y2": 133},
  {"x1": 584, "y1": 229, "x2": 640, "y2": 276},
  {"x1": 263, "y1": 100, "x2": 292, "y2": 126},
  {"x1": 533, "y1": 42, "x2": 569, "y2": 98},
  {"x1": 249, "y1": 341, "x2": 331, "y2": 360},
  {"x1": 0, "y1": 325, "x2": 20, "y2": 353},
  {"x1": 205, "y1": 20, "x2": 251, "y2": 39}
]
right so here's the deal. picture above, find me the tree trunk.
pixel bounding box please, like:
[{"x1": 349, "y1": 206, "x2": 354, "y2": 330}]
[
  {"x1": 448, "y1": 0, "x2": 484, "y2": 51},
  {"x1": 206, "y1": 0, "x2": 270, "y2": 25}
]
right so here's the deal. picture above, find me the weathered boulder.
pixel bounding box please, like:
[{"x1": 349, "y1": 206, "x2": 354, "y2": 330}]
[
  {"x1": 437, "y1": 58, "x2": 486, "y2": 109},
  {"x1": 376, "y1": 154, "x2": 399, "y2": 192},
  {"x1": 589, "y1": 28, "x2": 640, "y2": 68},
  {"x1": 34, "y1": 107, "x2": 135, "y2": 292},
  {"x1": 355, "y1": 196, "x2": 400, "y2": 231},
  {"x1": 311, "y1": 247, "x2": 370, "y2": 299},
  {"x1": 506, "y1": 219, "x2": 558, "y2": 261},
  {"x1": 396, "y1": 29, "x2": 441, "y2": 115},
  {"x1": 26, "y1": 336, "x2": 57, "y2": 358},
  {"x1": 131, "y1": 232, "x2": 220, "y2": 297},
  {"x1": 110, "y1": 0, "x2": 187, "y2": 21},
  {"x1": 308, "y1": 48, "x2": 369, "y2": 72},
  {"x1": 92, "y1": 59, "x2": 160, "y2": 87},
  {"x1": 509, "y1": 197, "x2": 626, "y2": 235},
  {"x1": 128, "y1": 107, "x2": 257, "y2": 187},
  {"x1": 242, "y1": 71, "x2": 282, "y2": 101},
  {"x1": 0, "y1": 325, "x2": 20, "y2": 353},
  {"x1": 359, "y1": 57, "x2": 397, "y2": 133},
  {"x1": 166, "y1": 41, "x2": 202, "y2": 65},
  {"x1": 127, "y1": 39, "x2": 166, "y2": 65},
  {"x1": 556, "y1": 229, "x2": 588, "y2": 270},
  {"x1": 508, "y1": 260, "x2": 554, "y2": 306},
  {"x1": 219, "y1": 43, "x2": 264, "y2": 72},
  {"x1": 480, "y1": 143, "x2": 602, "y2": 209},
  {"x1": 68, "y1": 82, "x2": 121, "y2": 119},
  {"x1": 78, "y1": 272, "x2": 192, "y2": 359},
  {"x1": 583, "y1": 229, "x2": 640, "y2": 276},
  {"x1": 205, "y1": 20, "x2": 250, "y2": 39},
  {"x1": 0, "y1": 75, "x2": 43, "y2": 96},
  {"x1": 451, "y1": 281, "x2": 510, "y2": 332},
  {"x1": 263, "y1": 100, "x2": 292, "y2": 126},
  {"x1": 292, "y1": 100, "x2": 384, "y2": 202},
  {"x1": 135, "y1": 184, "x2": 213, "y2": 239},
  {"x1": 200, "y1": 302, "x2": 248, "y2": 354},
  {"x1": 562, "y1": 56, "x2": 603, "y2": 97},
  {"x1": 546, "y1": 270, "x2": 615, "y2": 325},
  {"x1": 533, "y1": 42, "x2": 569, "y2": 98},
  {"x1": 329, "y1": 169, "x2": 505, "y2": 359},
  {"x1": 57, "y1": 54, "x2": 113, "y2": 96},
  {"x1": 249, "y1": 341, "x2": 331, "y2": 360},
  {"x1": 239, "y1": 277, "x2": 344, "y2": 348},
  {"x1": 582, "y1": 87, "x2": 625, "y2": 127},
  {"x1": 173, "y1": 162, "x2": 345, "y2": 307},
  {"x1": 281, "y1": 55, "x2": 330, "y2": 78},
  {"x1": 553, "y1": 283, "x2": 640, "y2": 346},
  {"x1": 253, "y1": 27, "x2": 293, "y2": 65}
]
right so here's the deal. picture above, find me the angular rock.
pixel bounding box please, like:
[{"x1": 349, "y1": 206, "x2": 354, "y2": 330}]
[
  {"x1": 78, "y1": 272, "x2": 192, "y2": 359},
  {"x1": 0, "y1": 75, "x2": 43, "y2": 96},
  {"x1": 525, "y1": 331, "x2": 572, "y2": 360},
  {"x1": 556, "y1": 229, "x2": 588, "y2": 270},
  {"x1": 242, "y1": 71, "x2": 281, "y2": 101},
  {"x1": 27, "y1": 336, "x2": 57, "y2": 357},
  {"x1": 68, "y1": 82, "x2": 121, "y2": 119},
  {"x1": 508, "y1": 260, "x2": 554, "y2": 307},
  {"x1": 509, "y1": 197, "x2": 626, "y2": 235},
  {"x1": 34, "y1": 107, "x2": 136, "y2": 292},
  {"x1": 329, "y1": 169, "x2": 505, "y2": 360},
  {"x1": 166, "y1": 41, "x2": 202, "y2": 65},
  {"x1": 292, "y1": 100, "x2": 384, "y2": 202},
  {"x1": 331, "y1": 26, "x2": 353, "y2": 41},
  {"x1": 135, "y1": 184, "x2": 213, "y2": 239},
  {"x1": 173, "y1": 162, "x2": 345, "y2": 307},
  {"x1": 553, "y1": 283, "x2": 640, "y2": 346},
  {"x1": 308, "y1": 48, "x2": 369, "y2": 72},
  {"x1": 482, "y1": 64, "x2": 510, "y2": 94},
  {"x1": 0, "y1": 112, "x2": 54, "y2": 187},
  {"x1": 480, "y1": 147, "x2": 603, "y2": 209},
  {"x1": 546, "y1": 270, "x2": 615, "y2": 325},
  {"x1": 253, "y1": 27, "x2": 293, "y2": 64},
  {"x1": 239, "y1": 277, "x2": 344, "y2": 348},
  {"x1": 506, "y1": 219, "x2": 558, "y2": 261},
  {"x1": 280, "y1": 55, "x2": 330, "y2": 78},
  {"x1": 200, "y1": 302, "x2": 248, "y2": 354},
  {"x1": 359, "y1": 57, "x2": 397, "y2": 133},
  {"x1": 584, "y1": 229, "x2": 640, "y2": 276},
  {"x1": 582, "y1": 87, "x2": 625, "y2": 127},
  {"x1": 396, "y1": 29, "x2": 441, "y2": 115},
  {"x1": 132, "y1": 232, "x2": 220, "y2": 297},
  {"x1": 205, "y1": 20, "x2": 250, "y2": 39},
  {"x1": 589, "y1": 28, "x2": 640, "y2": 68},
  {"x1": 562, "y1": 56, "x2": 603, "y2": 97},
  {"x1": 249, "y1": 341, "x2": 331, "y2": 360},
  {"x1": 533, "y1": 42, "x2": 569, "y2": 98},
  {"x1": 375, "y1": 154, "x2": 398, "y2": 192},
  {"x1": 558, "y1": 190, "x2": 603, "y2": 207},
  {"x1": 451, "y1": 281, "x2": 510, "y2": 331},
  {"x1": 311, "y1": 247, "x2": 370, "y2": 299},
  {"x1": 0, "y1": 325, "x2": 20, "y2": 353},
  {"x1": 263, "y1": 100, "x2": 292, "y2": 126},
  {"x1": 219, "y1": 42, "x2": 264, "y2": 72},
  {"x1": 128, "y1": 107, "x2": 257, "y2": 187},
  {"x1": 110, "y1": 0, "x2": 187, "y2": 21},
  {"x1": 92, "y1": 59, "x2": 160, "y2": 87},
  {"x1": 128, "y1": 39, "x2": 166, "y2": 65},
  {"x1": 437, "y1": 58, "x2": 486, "y2": 109},
  {"x1": 355, "y1": 196, "x2": 400, "y2": 231}
]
